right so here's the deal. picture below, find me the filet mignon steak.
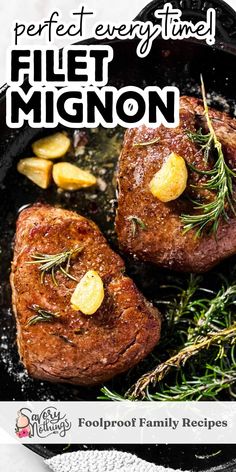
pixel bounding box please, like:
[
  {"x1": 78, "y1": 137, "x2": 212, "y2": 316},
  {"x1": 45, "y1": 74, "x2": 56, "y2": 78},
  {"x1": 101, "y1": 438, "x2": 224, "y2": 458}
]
[
  {"x1": 116, "y1": 96, "x2": 236, "y2": 272},
  {"x1": 10, "y1": 204, "x2": 161, "y2": 385}
]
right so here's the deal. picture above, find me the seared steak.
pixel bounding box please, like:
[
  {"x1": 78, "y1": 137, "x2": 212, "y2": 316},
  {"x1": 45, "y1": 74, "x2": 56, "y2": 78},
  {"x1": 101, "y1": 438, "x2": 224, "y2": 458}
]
[
  {"x1": 116, "y1": 96, "x2": 236, "y2": 272},
  {"x1": 10, "y1": 204, "x2": 161, "y2": 385}
]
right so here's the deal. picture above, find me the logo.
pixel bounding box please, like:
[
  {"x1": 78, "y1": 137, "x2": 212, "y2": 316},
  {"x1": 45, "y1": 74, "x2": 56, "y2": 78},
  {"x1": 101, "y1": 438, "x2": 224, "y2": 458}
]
[{"x1": 15, "y1": 406, "x2": 72, "y2": 439}]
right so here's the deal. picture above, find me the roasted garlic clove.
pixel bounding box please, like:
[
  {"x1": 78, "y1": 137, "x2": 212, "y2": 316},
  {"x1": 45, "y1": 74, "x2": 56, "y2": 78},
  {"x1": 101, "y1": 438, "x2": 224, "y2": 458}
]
[
  {"x1": 52, "y1": 162, "x2": 96, "y2": 190},
  {"x1": 17, "y1": 158, "x2": 53, "y2": 189},
  {"x1": 149, "y1": 152, "x2": 188, "y2": 202},
  {"x1": 32, "y1": 132, "x2": 71, "y2": 159},
  {"x1": 71, "y1": 270, "x2": 104, "y2": 315}
]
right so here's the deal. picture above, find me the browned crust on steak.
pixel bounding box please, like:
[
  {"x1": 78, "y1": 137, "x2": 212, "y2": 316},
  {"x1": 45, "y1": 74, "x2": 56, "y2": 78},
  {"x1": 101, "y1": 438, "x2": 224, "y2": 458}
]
[
  {"x1": 10, "y1": 204, "x2": 161, "y2": 385},
  {"x1": 116, "y1": 96, "x2": 236, "y2": 272}
]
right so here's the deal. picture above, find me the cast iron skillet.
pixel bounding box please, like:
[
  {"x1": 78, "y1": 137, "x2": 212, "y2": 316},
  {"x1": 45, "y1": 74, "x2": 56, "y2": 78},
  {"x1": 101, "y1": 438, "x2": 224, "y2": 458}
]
[{"x1": 0, "y1": 0, "x2": 236, "y2": 470}]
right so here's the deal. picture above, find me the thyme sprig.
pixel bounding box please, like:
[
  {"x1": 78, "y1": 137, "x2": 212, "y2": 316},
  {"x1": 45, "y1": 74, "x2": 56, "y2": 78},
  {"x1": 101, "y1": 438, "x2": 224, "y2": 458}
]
[
  {"x1": 28, "y1": 246, "x2": 83, "y2": 285},
  {"x1": 26, "y1": 304, "x2": 60, "y2": 326},
  {"x1": 181, "y1": 76, "x2": 236, "y2": 237},
  {"x1": 126, "y1": 324, "x2": 236, "y2": 399}
]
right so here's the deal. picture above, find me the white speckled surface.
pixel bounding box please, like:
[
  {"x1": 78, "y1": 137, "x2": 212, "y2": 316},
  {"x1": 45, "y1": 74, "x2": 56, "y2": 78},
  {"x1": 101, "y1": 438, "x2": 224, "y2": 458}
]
[
  {"x1": 0, "y1": 0, "x2": 235, "y2": 470},
  {"x1": 45, "y1": 450, "x2": 186, "y2": 472}
]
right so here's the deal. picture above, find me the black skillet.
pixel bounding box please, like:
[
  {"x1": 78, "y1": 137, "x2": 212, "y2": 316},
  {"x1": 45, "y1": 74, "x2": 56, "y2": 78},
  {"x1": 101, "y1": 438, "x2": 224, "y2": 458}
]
[{"x1": 0, "y1": 0, "x2": 236, "y2": 470}]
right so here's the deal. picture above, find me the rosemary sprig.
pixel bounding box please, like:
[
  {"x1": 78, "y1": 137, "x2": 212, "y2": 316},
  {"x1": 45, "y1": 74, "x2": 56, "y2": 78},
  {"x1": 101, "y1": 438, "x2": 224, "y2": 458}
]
[
  {"x1": 158, "y1": 274, "x2": 202, "y2": 325},
  {"x1": 187, "y1": 283, "x2": 236, "y2": 343},
  {"x1": 181, "y1": 76, "x2": 236, "y2": 237},
  {"x1": 26, "y1": 304, "x2": 60, "y2": 326},
  {"x1": 149, "y1": 365, "x2": 236, "y2": 401},
  {"x1": 127, "y1": 216, "x2": 147, "y2": 237},
  {"x1": 99, "y1": 365, "x2": 236, "y2": 402},
  {"x1": 28, "y1": 246, "x2": 83, "y2": 285},
  {"x1": 100, "y1": 271, "x2": 236, "y2": 402},
  {"x1": 154, "y1": 274, "x2": 207, "y2": 352},
  {"x1": 133, "y1": 137, "x2": 160, "y2": 147},
  {"x1": 126, "y1": 324, "x2": 236, "y2": 399}
]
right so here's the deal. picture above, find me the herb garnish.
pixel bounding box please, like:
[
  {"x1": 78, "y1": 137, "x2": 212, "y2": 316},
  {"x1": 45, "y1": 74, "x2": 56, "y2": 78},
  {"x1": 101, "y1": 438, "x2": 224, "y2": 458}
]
[
  {"x1": 51, "y1": 333, "x2": 75, "y2": 346},
  {"x1": 133, "y1": 137, "x2": 160, "y2": 147},
  {"x1": 99, "y1": 272, "x2": 236, "y2": 402},
  {"x1": 126, "y1": 324, "x2": 236, "y2": 399},
  {"x1": 127, "y1": 216, "x2": 147, "y2": 237},
  {"x1": 26, "y1": 305, "x2": 60, "y2": 326},
  {"x1": 28, "y1": 246, "x2": 83, "y2": 285},
  {"x1": 181, "y1": 75, "x2": 236, "y2": 237},
  {"x1": 140, "y1": 365, "x2": 236, "y2": 401}
]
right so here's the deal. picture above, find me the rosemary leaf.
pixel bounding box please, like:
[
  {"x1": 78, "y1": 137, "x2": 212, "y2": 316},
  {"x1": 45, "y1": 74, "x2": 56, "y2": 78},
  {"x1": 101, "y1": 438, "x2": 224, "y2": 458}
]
[
  {"x1": 98, "y1": 386, "x2": 125, "y2": 402},
  {"x1": 133, "y1": 137, "x2": 160, "y2": 147},
  {"x1": 127, "y1": 216, "x2": 147, "y2": 237},
  {"x1": 62, "y1": 444, "x2": 72, "y2": 452},
  {"x1": 26, "y1": 305, "x2": 60, "y2": 326},
  {"x1": 28, "y1": 245, "x2": 83, "y2": 285},
  {"x1": 181, "y1": 76, "x2": 236, "y2": 237},
  {"x1": 51, "y1": 333, "x2": 75, "y2": 346},
  {"x1": 186, "y1": 129, "x2": 212, "y2": 161}
]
